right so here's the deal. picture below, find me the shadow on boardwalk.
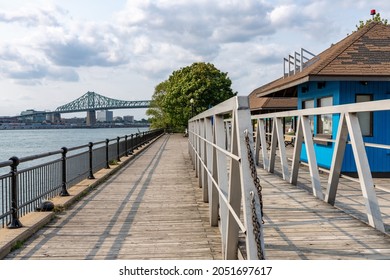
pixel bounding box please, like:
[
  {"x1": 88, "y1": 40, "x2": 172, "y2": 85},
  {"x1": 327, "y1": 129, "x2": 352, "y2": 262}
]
[
  {"x1": 5, "y1": 134, "x2": 221, "y2": 260},
  {"x1": 259, "y1": 147, "x2": 390, "y2": 259},
  {"x1": 4, "y1": 135, "x2": 390, "y2": 260}
]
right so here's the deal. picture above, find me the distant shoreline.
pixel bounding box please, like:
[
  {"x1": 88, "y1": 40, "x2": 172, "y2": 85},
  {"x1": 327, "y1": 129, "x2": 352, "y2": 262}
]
[{"x1": 0, "y1": 123, "x2": 150, "y2": 130}]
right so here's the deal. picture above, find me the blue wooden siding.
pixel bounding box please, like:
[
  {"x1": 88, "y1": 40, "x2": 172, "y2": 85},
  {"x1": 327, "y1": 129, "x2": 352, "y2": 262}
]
[
  {"x1": 297, "y1": 81, "x2": 390, "y2": 173},
  {"x1": 298, "y1": 81, "x2": 340, "y2": 169},
  {"x1": 339, "y1": 81, "x2": 390, "y2": 172}
]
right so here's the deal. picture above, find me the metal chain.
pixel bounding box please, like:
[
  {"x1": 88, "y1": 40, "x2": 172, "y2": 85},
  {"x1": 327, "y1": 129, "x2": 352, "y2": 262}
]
[{"x1": 244, "y1": 130, "x2": 265, "y2": 260}]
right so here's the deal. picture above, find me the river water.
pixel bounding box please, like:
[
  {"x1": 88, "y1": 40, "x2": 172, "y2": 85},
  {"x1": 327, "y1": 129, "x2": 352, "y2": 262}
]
[
  {"x1": 0, "y1": 127, "x2": 150, "y2": 211},
  {"x1": 0, "y1": 127, "x2": 149, "y2": 165}
]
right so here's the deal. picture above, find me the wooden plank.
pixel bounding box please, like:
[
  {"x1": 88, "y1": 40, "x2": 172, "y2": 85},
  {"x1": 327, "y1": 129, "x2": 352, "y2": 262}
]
[
  {"x1": 257, "y1": 153, "x2": 390, "y2": 260},
  {"x1": 4, "y1": 135, "x2": 222, "y2": 260},
  {"x1": 5, "y1": 135, "x2": 390, "y2": 261}
]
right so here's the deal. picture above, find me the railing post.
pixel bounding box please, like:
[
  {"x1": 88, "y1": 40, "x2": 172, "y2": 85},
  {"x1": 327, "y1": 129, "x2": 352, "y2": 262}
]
[
  {"x1": 116, "y1": 137, "x2": 121, "y2": 162},
  {"x1": 125, "y1": 135, "x2": 129, "y2": 157},
  {"x1": 7, "y1": 156, "x2": 23, "y2": 229},
  {"x1": 129, "y1": 134, "x2": 134, "y2": 155},
  {"x1": 105, "y1": 139, "x2": 110, "y2": 169},
  {"x1": 60, "y1": 147, "x2": 70, "y2": 196},
  {"x1": 88, "y1": 142, "x2": 95, "y2": 179}
]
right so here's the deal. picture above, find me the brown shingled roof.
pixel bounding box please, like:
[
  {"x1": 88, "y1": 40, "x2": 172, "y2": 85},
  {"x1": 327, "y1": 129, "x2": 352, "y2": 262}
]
[
  {"x1": 249, "y1": 91, "x2": 297, "y2": 110},
  {"x1": 251, "y1": 22, "x2": 390, "y2": 97}
]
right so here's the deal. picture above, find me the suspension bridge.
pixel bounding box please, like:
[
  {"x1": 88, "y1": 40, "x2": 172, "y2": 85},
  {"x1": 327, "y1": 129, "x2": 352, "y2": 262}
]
[{"x1": 19, "y1": 91, "x2": 151, "y2": 125}]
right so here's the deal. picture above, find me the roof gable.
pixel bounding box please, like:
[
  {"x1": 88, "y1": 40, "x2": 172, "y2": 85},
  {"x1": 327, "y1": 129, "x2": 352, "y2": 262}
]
[{"x1": 252, "y1": 22, "x2": 390, "y2": 97}]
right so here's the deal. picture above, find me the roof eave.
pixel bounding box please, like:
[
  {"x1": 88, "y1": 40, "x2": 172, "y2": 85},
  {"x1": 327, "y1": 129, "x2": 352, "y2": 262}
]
[
  {"x1": 310, "y1": 75, "x2": 390, "y2": 82},
  {"x1": 255, "y1": 76, "x2": 309, "y2": 97},
  {"x1": 255, "y1": 75, "x2": 390, "y2": 98}
]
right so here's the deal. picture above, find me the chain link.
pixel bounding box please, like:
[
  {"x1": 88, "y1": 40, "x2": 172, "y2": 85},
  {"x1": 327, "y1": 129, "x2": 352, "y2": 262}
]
[{"x1": 244, "y1": 130, "x2": 265, "y2": 260}]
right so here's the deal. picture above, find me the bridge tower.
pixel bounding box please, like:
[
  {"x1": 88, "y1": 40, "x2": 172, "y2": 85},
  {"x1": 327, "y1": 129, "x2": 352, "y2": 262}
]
[{"x1": 86, "y1": 110, "x2": 96, "y2": 126}]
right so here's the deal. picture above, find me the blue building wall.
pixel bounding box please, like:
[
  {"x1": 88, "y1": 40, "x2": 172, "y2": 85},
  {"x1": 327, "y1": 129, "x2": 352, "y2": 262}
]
[
  {"x1": 339, "y1": 81, "x2": 390, "y2": 173},
  {"x1": 297, "y1": 81, "x2": 390, "y2": 173},
  {"x1": 298, "y1": 81, "x2": 340, "y2": 169}
]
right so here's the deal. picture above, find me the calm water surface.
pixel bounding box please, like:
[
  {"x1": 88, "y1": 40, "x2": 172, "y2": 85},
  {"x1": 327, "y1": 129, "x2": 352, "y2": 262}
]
[
  {"x1": 0, "y1": 127, "x2": 149, "y2": 164},
  {"x1": 0, "y1": 127, "x2": 149, "y2": 210}
]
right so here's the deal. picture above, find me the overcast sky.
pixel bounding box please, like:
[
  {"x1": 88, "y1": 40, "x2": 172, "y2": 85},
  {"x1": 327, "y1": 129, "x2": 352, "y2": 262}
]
[{"x1": 0, "y1": 0, "x2": 389, "y2": 119}]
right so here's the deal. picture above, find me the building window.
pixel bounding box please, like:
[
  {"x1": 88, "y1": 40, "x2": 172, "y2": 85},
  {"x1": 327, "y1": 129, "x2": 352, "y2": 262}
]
[
  {"x1": 356, "y1": 94, "x2": 373, "y2": 137},
  {"x1": 303, "y1": 99, "x2": 314, "y2": 132},
  {"x1": 317, "y1": 96, "x2": 333, "y2": 135}
]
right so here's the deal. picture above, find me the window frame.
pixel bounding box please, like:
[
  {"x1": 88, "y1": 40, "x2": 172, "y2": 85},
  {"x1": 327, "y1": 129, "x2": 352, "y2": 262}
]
[
  {"x1": 355, "y1": 94, "x2": 373, "y2": 137},
  {"x1": 302, "y1": 99, "x2": 315, "y2": 133},
  {"x1": 316, "y1": 96, "x2": 333, "y2": 136}
]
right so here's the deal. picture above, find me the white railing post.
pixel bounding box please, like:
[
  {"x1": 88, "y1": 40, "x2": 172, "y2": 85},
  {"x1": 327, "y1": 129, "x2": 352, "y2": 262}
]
[
  {"x1": 268, "y1": 119, "x2": 277, "y2": 173},
  {"x1": 275, "y1": 117, "x2": 290, "y2": 181},
  {"x1": 214, "y1": 114, "x2": 229, "y2": 256},
  {"x1": 188, "y1": 96, "x2": 266, "y2": 260},
  {"x1": 256, "y1": 119, "x2": 269, "y2": 170},
  {"x1": 204, "y1": 117, "x2": 214, "y2": 203},
  {"x1": 326, "y1": 113, "x2": 348, "y2": 205},
  {"x1": 195, "y1": 119, "x2": 200, "y2": 179},
  {"x1": 290, "y1": 116, "x2": 303, "y2": 185},
  {"x1": 345, "y1": 113, "x2": 385, "y2": 232},
  {"x1": 209, "y1": 115, "x2": 219, "y2": 227},
  {"x1": 225, "y1": 109, "x2": 241, "y2": 259},
  {"x1": 234, "y1": 100, "x2": 265, "y2": 260},
  {"x1": 301, "y1": 116, "x2": 324, "y2": 199},
  {"x1": 199, "y1": 118, "x2": 205, "y2": 189}
]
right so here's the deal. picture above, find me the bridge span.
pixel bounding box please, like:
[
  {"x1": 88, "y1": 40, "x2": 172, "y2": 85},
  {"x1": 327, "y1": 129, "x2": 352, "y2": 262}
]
[{"x1": 19, "y1": 91, "x2": 151, "y2": 125}]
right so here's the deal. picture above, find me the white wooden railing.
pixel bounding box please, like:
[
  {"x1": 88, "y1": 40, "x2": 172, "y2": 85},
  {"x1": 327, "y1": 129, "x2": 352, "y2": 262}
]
[
  {"x1": 252, "y1": 99, "x2": 390, "y2": 233},
  {"x1": 188, "y1": 96, "x2": 265, "y2": 260}
]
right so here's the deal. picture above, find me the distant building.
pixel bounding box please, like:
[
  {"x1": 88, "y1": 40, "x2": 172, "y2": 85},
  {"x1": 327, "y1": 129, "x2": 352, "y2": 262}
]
[
  {"x1": 97, "y1": 110, "x2": 113, "y2": 122},
  {"x1": 114, "y1": 116, "x2": 123, "y2": 122},
  {"x1": 0, "y1": 116, "x2": 18, "y2": 123},
  {"x1": 62, "y1": 117, "x2": 85, "y2": 124},
  {"x1": 20, "y1": 109, "x2": 46, "y2": 123},
  {"x1": 123, "y1": 115, "x2": 134, "y2": 123}
]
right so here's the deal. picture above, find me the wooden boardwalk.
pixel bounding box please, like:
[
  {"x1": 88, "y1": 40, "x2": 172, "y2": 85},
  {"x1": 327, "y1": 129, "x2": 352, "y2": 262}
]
[
  {"x1": 5, "y1": 134, "x2": 221, "y2": 260},
  {"x1": 260, "y1": 148, "x2": 390, "y2": 259},
  {"x1": 3, "y1": 135, "x2": 390, "y2": 260}
]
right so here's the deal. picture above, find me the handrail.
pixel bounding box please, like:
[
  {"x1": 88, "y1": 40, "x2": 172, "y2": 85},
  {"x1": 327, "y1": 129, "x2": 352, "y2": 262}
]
[
  {"x1": 190, "y1": 130, "x2": 241, "y2": 162},
  {"x1": 0, "y1": 128, "x2": 164, "y2": 229},
  {"x1": 188, "y1": 140, "x2": 247, "y2": 234},
  {"x1": 188, "y1": 96, "x2": 265, "y2": 260},
  {"x1": 252, "y1": 98, "x2": 390, "y2": 118},
  {"x1": 18, "y1": 150, "x2": 63, "y2": 163},
  {"x1": 251, "y1": 99, "x2": 389, "y2": 233}
]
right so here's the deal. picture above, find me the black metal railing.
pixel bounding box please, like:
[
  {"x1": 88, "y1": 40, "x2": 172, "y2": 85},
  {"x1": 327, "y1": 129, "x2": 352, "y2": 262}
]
[{"x1": 0, "y1": 129, "x2": 164, "y2": 228}]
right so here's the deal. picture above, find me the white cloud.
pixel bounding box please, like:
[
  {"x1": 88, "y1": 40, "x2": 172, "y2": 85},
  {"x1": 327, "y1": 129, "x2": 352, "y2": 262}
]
[
  {"x1": 0, "y1": 0, "x2": 387, "y2": 108},
  {"x1": 0, "y1": 5, "x2": 67, "y2": 27},
  {"x1": 0, "y1": 44, "x2": 79, "y2": 84}
]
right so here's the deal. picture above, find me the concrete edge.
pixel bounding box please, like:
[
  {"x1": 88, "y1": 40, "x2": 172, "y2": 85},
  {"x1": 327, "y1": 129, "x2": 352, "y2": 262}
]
[{"x1": 0, "y1": 133, "x2": 164, "y2": 259}]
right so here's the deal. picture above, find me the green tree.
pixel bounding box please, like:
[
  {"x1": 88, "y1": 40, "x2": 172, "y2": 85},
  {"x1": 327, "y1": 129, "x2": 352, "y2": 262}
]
[
  {"x1": 356, "y1": 13, "x2": 388, "y2": 30},
  {"x1": 146, "y1": 62, "x2": 236, "y2": 131}
]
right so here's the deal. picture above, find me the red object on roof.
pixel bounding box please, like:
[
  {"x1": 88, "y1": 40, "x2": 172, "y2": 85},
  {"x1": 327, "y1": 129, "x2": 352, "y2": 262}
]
[{"x1": 371, "y1": 9, "x2": 376, "y2": 15}]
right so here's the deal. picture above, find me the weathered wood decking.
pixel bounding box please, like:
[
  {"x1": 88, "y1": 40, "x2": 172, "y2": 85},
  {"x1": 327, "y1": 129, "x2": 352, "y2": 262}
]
[
  {"x1": 5, "y1": 134, "x2": 221, "y2": 260},
  {"x1": 261, "y1": 170, "x2": 390, "y2": 259},
  {"x1": 4, "y1": 134, "x2": 390, "y2": 260}
]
